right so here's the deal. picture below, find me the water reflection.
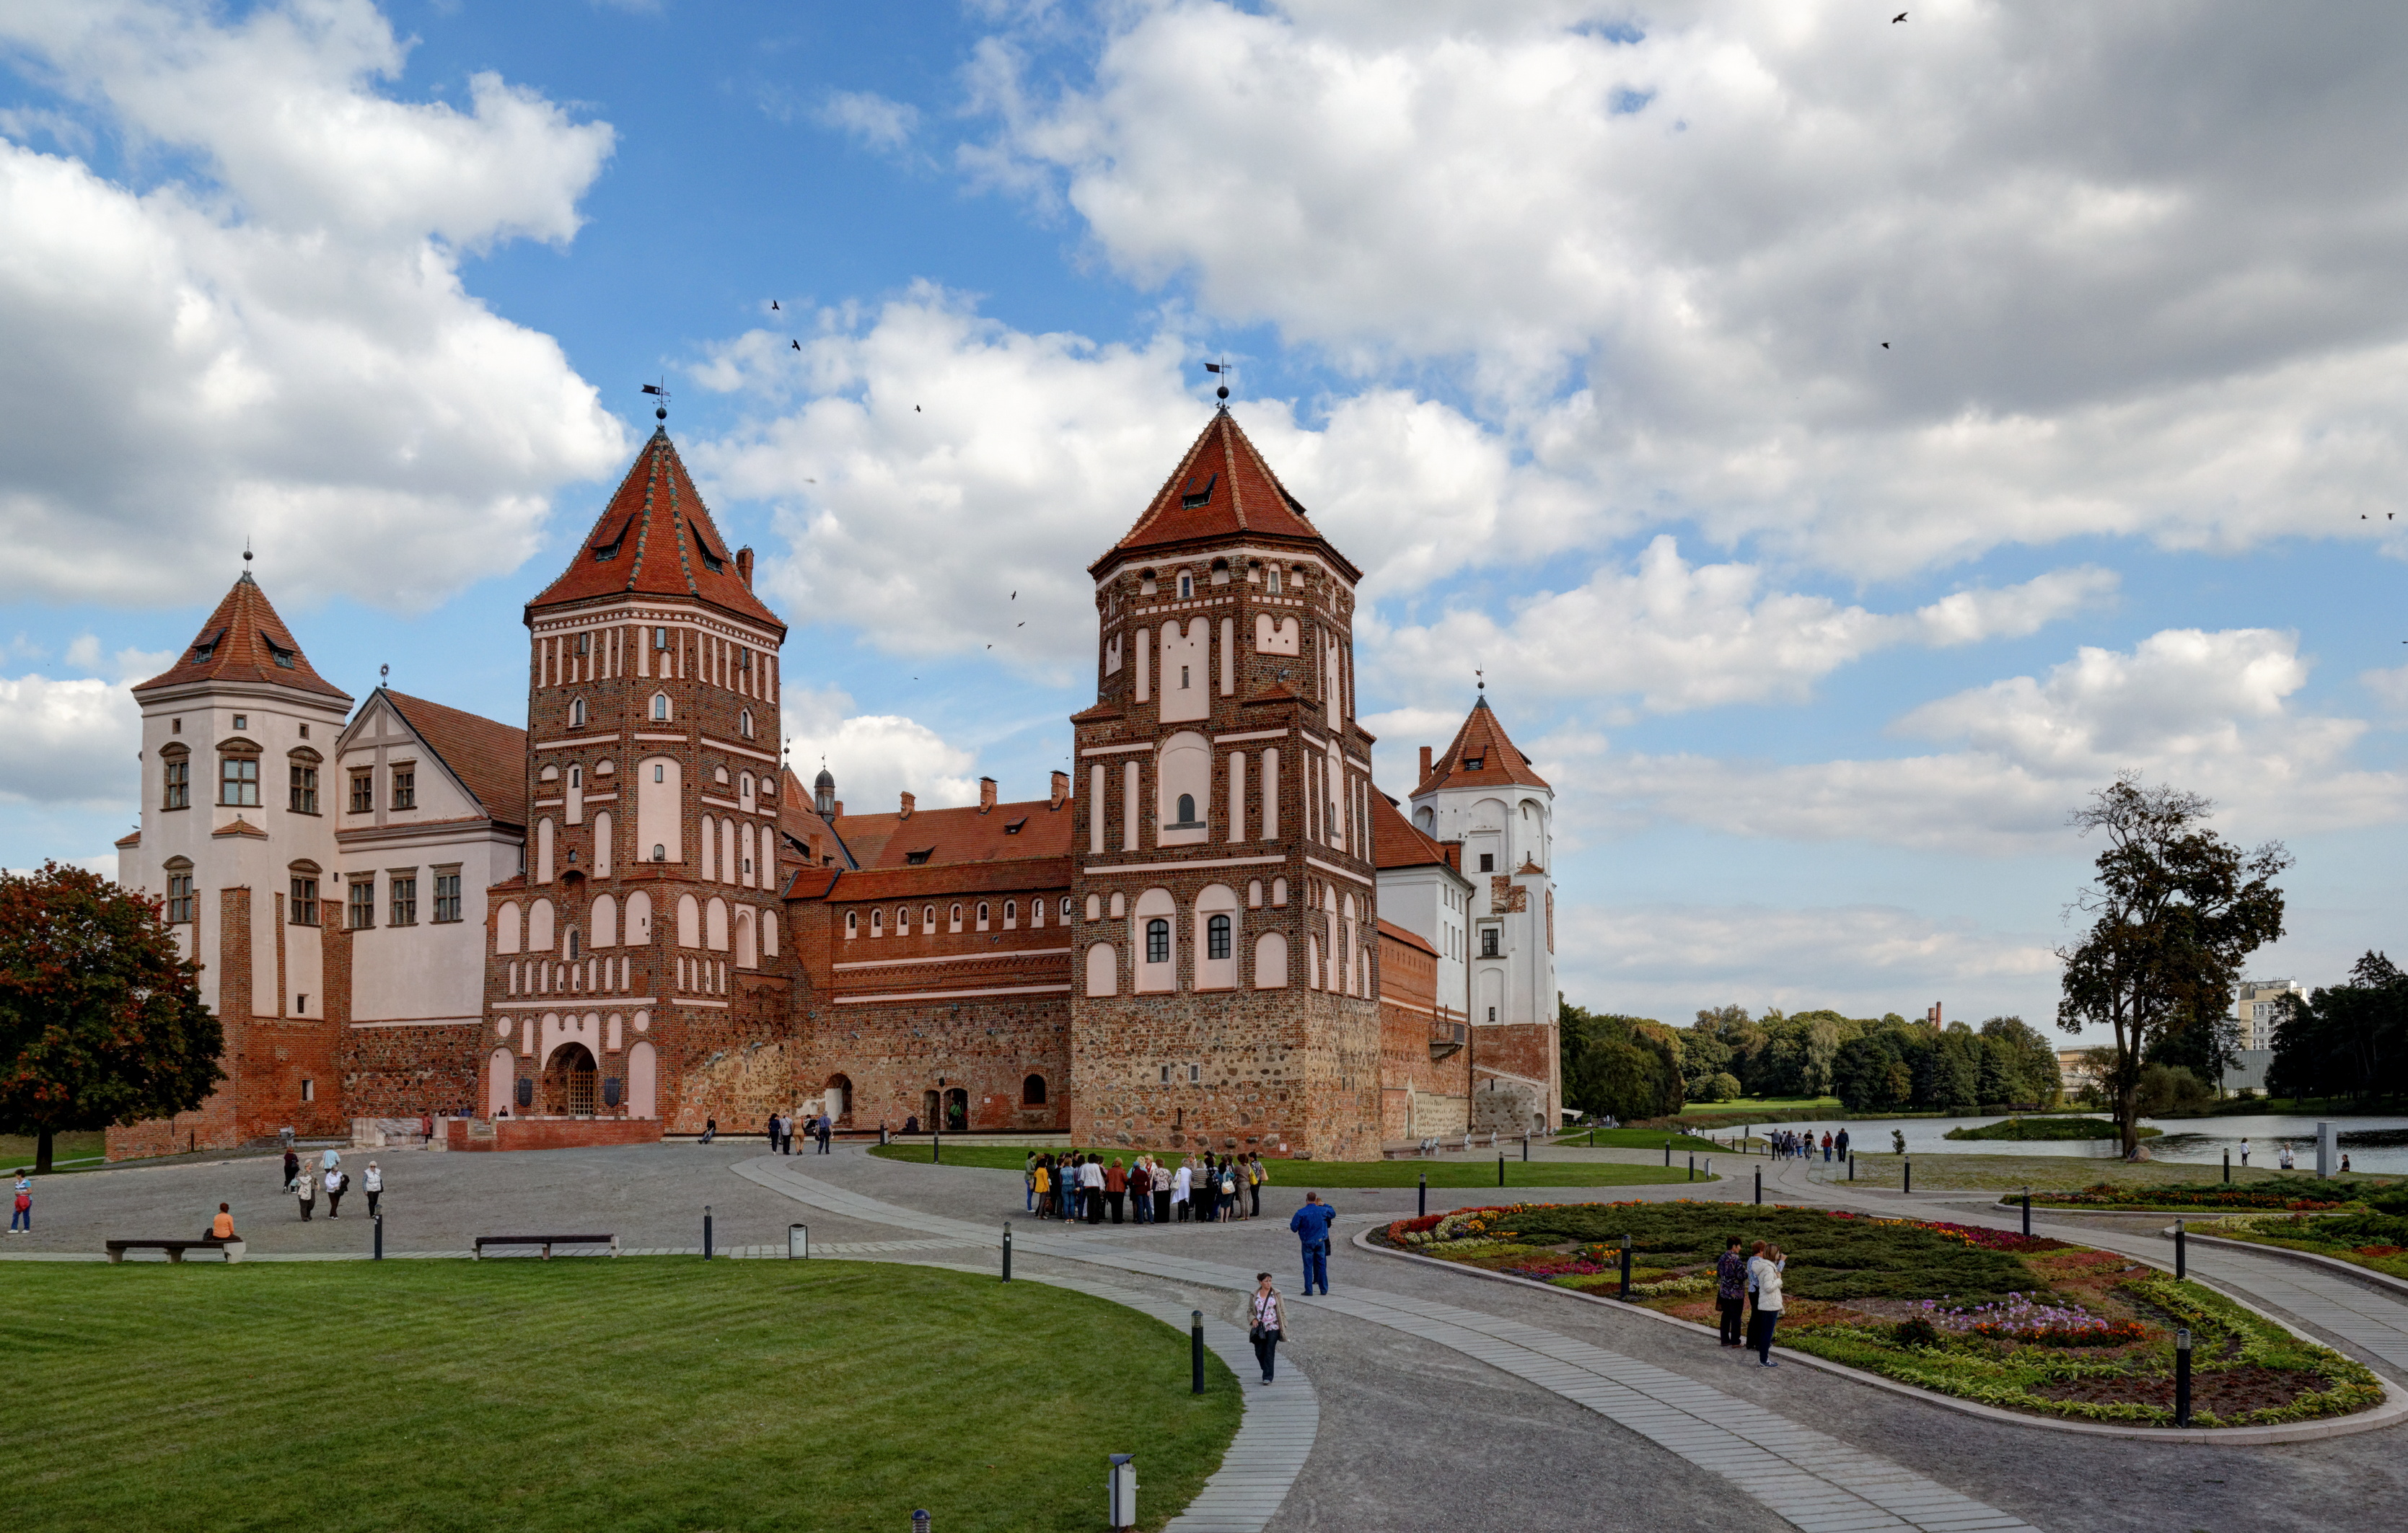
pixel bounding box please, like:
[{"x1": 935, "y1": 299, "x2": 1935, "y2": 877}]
[{"x1": 1695, "y1": 1113, "x2": 2408, "y2": 1174}]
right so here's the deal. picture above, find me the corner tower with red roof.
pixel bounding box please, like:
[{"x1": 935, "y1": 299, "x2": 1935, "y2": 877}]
[
  {"x1": 1066, "y1": 408, "x2": 1385, "y2": 1159},
  {"x1": 1407, "y1": 692, "x2": 1561, "y2": 1130},
  {"x1": 478, "y1": 426, "x2": 796, "y2": 1138}
]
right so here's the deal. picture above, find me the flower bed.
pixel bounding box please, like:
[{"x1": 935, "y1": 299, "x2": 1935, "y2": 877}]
[
  {"x1": 2205, "y1": 1208, "x2": 2408, "y2": 1283},
  {"x1": 1370, "y1": 1200, "x2": 2381, "y2": 1428},
  {"x1": 2026, "y1": 1177, "x2": 2375, "y2": 1213}
]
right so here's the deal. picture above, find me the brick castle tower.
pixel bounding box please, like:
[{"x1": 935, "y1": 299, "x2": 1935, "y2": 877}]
[
  {"x1": 1065, "y1": 408, "x2": 1385, "y2": 1159},
  {"x1": 479, "y1": 423, "x2": 798, "y2": 1134}
]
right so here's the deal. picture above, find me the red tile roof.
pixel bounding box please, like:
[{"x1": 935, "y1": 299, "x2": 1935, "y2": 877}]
[
  {"x1": 1370, "y1": 789, "x2": 1455, "y2": 872},
  {"x1": 379, "y1": 690, "x2": 528, "y2": 827},
  {"x1": 1092, "y1": 410, "x2": 1359, "y2": 581},
  {"x1": 133, "y1": 570, "x2": 352, "y2": 702},
  {"x1": 805, "y1": 858, "x2": 1074, "y2": 904},
  {"x1": 529, "y1": 428, "x2": 786, "y2": 632},
  {"x1": 1376, "y1": 916, "x2": 1438, "y2": 958},
  {"x1": 830, "y1": 797, "x2": 1078, "y2": 871},
  {"x1": 1413, "y1": 695, "x2": 1550, "y2": 796}
]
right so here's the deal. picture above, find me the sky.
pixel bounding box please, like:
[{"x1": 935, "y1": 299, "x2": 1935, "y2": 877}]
[{"x1": 1, "y1": 0, "x2": 2404, "y2": 1040}]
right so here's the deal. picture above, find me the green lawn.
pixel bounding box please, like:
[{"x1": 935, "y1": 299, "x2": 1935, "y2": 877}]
[
  {"x1": 0, "y1": 1260, "x2": 1239, "y2": 1533},
  {"x1": 0, "y1": 1130, "x2": 106, "y2": 1170},
  {"x1": 1827, "y1": 1154, "x2": 2321, "y2": 1195},
  {"x1": 1547, "y1": 1125, "x2": 1723, "y2": 1153},
  {"x1": 1943, "y1": 1117, "x2": 2156, "y2": 1142},
  {"x1": 869, "y1": 1143, "x2": 1710, "y2": 1188}
]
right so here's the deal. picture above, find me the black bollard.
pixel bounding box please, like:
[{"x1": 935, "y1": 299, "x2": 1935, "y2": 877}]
[
  {"x1": 933, "y1": 1132, "x2": 941, "y2": 1164},
  {"x1": 1418, "y1": 1170, "x2": 1427, "y2": 1218},
  {"x1": 1003, "y1": 1221, "x2": 1012, "y2": 1283},
  {"x1": 2021, "y1": 1188, "x2": 2031, "y2": 1240},
  {"x1": 1849, "y1": 1154, "x2": 1856, "y2": 1181},
  {"x1": 1589, "y1": 1127, "x2": 1596, "y2": 1148},
  {"x1": 1191, "y1": 1310, "x2": 1205, "y2": 1395},
  {"x1": 1523, "y1": 1134, "x2": 1529, "y2": 1163},
  {"x1": 2223, "y1": 1150, "x2": 2231, "y2": 1184},
  {"x1": 880, "y1": 1125, "x2": 889, "y2": 1146},
  {"x1": 2174, "y1": 1327, "x2": 2193, "y2": 1427},
  {"x1": 1687, "y1": 1154, "x2": 1695, "y2": 1182},
  {"x1": 1618, "y1": 1234, "x2": 1633, "y2": 1301},
  {"x1": 1664, "y1": 1138, "x2": 1671, "y2": 1168},
  {"x1": 1498, "y1": 1153, "x2": 1506, "y2": 1188},
  {"x1": 703, "y1": 1205, "x2": 713, "y2": 1260},
  {"x1": 1903, "y1": 1158, "x2": 1912, "y2": 1197},
  {"x1": 2176, "y1": 1218, "x2": 2187, "y2": 1280},
  {"x1": 1754, "y1": 1167, "x2": 1762, "y2": 1205},
  {"x1": 374, "y1": 1212, "x2": 384, "y2": 1261}
]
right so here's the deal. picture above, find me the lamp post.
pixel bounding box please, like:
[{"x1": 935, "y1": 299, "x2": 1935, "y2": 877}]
[
  {"x1": 1002, "y1": 1221, "x2": 1012, "y2": 1283},
  {"x1": 703, "y1": 1204, "x2": 713, "y2": 1260},
  {"x1": 1418, "y1": 1170, "x2": 1427, "y2": 1218},
  {"x1": 1618, "y1": 1234, "x2": 1634, "y2": 1301},
  {"x1": 2174, "y1": 1327, "x2": 2194, "y2": 1427},
  {"x1": 1190, "y1": 1311, "x2": 1205, "y2": 1394},
  {"x1": 2021, "y1": 1187, "x2": 2031, "y2": 1241},
  {"x1": 2175, "y1": 1218, "x2": 2187, "y2": 1281}
]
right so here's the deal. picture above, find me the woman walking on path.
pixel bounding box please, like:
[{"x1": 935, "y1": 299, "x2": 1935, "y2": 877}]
[
  {"x1": 1715, "y1": 1236, "x2": 1747, "y2": 1348},
  {"x1": 324, "y1": 1166, "x2": 346, "y2": 1218},
  {"x1": 294, "y1": 1166, "x2": 317, "y2": 1221},
  {"x1": 1248, "y1": 1272, "x2": 1289, "y2": 1384},
  {"x1": 1746, "y1": 1242, "x2": 1786, "y2": 1366},
  {"x1": 282, "y1": 1148, "x2": 299, "y2": 1191},
  {"x1": 363, "y1": 1161, "x2": 382, "y2": 1218},
  {"x1": 9, "y1": 1171, "x2": 29, "y2": 1234}
]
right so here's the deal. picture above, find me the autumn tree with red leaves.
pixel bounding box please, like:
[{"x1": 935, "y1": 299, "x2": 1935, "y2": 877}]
[{"x1": 0, "y1": 861, "x2": 222, "y2": 1172}]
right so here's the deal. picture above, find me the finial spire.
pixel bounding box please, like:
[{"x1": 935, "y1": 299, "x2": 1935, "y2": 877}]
[
  {"x1": 641, "y1": 379, "x2": 671, "y2": 422},
  {"x1": 380, "y1": 663, "x2": 390, "y2": 686},
  {"x1": 1203, "y1": 359, "x2": 1233, "y2": 410}
]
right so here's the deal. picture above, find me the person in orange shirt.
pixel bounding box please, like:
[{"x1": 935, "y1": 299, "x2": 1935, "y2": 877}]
[
  {"x1": 1104, "y1": 1158, "x2": 1128, "y2": 1224},
  {"x1": 206, "y1": 1203, "x2": 235, "y2": 1242}
]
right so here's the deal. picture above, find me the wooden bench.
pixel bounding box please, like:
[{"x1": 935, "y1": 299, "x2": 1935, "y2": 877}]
[
  {"x1": 473, "y1": 1234, "x2": 619, "y2": 1260},
  {"x1": 105, "y1": 1238, "x2": 245, "y2": 1264}
]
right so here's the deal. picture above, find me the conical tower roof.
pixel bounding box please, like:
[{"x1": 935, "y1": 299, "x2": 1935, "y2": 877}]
[
  {"x1": 529, "y1": 427, "x2": 786, "y2": 632},
  {"x1": 1413, "y1": 694, "x2": 1549, "y2": 796},
  {"x1": 1091, "y1": 409, "x2": 1358, "y2": 580},
  {"x1": 133, "y1": 566, "x2": 351, "y2": 702}
]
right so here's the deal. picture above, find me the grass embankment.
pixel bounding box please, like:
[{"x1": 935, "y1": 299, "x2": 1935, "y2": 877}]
[
  {"x1": 1664, "y1": 1098, "x2": 1842, "y2": 1128},
  {"x1": 2026, "y1": 1176, "x2": 2401, "y2": 1212},
  {"x1": 869, "y1": 1143, "x2": 1708, "y2": 1188},
  {"x1": 1945, "y1": 1117, "x2": 2158, "y2": 1143},
  {"x1": 0, "y1": 1260, "x2": 1239, "y2": 1533},
  {"x1": 1549, "y1": 1125, "x2": 1723, "y2": 1153},
  {"x1": 0, "y1": 1130, "x2": 106, "y2": 1170},
  {"x1": 1374, "y1": 1201, "x2": 2380, "y2": 1427},
  {"x1": 2211, "y1": 1205, "x2": 2408, "y2": 1283}
]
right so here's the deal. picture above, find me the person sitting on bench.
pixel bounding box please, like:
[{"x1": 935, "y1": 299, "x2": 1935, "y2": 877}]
[{"x1": 203, "y1": 1203, "x2": 235, "y2": 1242}]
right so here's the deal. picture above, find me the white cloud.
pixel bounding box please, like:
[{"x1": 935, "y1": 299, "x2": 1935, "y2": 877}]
[
  {"x1": 1369, "y1": 538, "x2": 2113, "y2": 712},
  {"x1": 1578, "y1": 628, "x2": 2408, "y2": 853},
  {"x1": 1558, "y1": 900, "x2": 2062, "y2": 1026},
  {"x1": 0, "y1": 0, "x2": 625, "y2": 610},
  {"x1": 781, "y1": 685, "x2": 981, "y2": 819},
  {"x1": 0, "y1": 673, "x2": 137, "y2": 807},
  {"x1": 2363, "y1": 663, "x2": 2408, "y2": 719},
  {"x1": 693, "y1": 289, "x2": 1582, "y2": 674},
  {"x1": 967, "y1": 2, "x2": 2408, "y2": 576},
  {"x1": 819, "y1": 89, "x2": 921, "y2": 154}
]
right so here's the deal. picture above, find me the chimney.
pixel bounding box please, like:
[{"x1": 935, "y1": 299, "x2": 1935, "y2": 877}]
[
  {"x1": 1441, "y1": 841, "x2": 1462, "y2": 872},
  {"x1": 1926, "y1": 1002, "x2": 1943, "y2": 1028},
  {"x1": 1419, "y1": 745, "x2": 1433, "y2": 780},
  {"x1": 978, "y1": 776, "x2": 998, "y2": 813},
  {"x1": 898, "y1": 791, "x2": 915, "y2": 820},
  {"x1": 736, "y1": 546, "x2": 755, "y2": 588},
  {"x1": 1050, "y1": 770, "x2": 1068, "y2": 808},
  {"x1": 832, "y1": 799, "x2": 843, "y2": 819}
]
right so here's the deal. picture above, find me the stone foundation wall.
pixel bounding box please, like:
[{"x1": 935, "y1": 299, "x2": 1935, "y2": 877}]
[
  {"x1": 446, "y1": 1116, "x2": 664, "y2": 1152},
  {"x1": 344, "y1": 1022, "x2": 484, "y2": 1120},
  {"x1": 796, "y1": 993, "x2": 1071, "y2": 1133}
]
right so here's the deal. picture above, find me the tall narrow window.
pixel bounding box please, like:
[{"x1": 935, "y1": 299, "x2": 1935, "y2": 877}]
[
  {"x1": 1480, "y1": 927, "x2": 1499, "y2": 958},
  {"x1": 162, "y1": 752, "x2": 190, "y2": 809},
  {"x1": 1146, "y1": 918, "x2": 1170, "y2": 965},
  {"x1": 165, "y1": 870, "x2": 195, "y2": 925},
  {"x1": 348, "y1": 878, "x2": 375, "y2": 931},
  {"x1": 390, "y1": 874, "x2": 418, "y2": 926},
  {"x1": 433, "y1": 871, "x2": 462, "y2": 923},
  {"x1": 1267, "y1": 566, "x2": 1282, "y2": 594},
  {"x1": 1176, "y1": 793, "x2": 1196, "y2": 825},
  {"x1": 1178, "y1": 573, "x2": 1193, "y2": 599},
  {"x1": 350, "y1": 770, "x2": 374, "y2": 813},
  {"x1": 289, "y1": 761, "x2": 318, "y2": 813},
  {"x1": 739, "y1": 708, "x2": 754, "y2": 738},
  {"x1": 220, "y1": 755, "x2": 260, "y2": 807},
  {"x1": 651, "y1": 693, "x2": 670, "y2": 721},
  {"x1": 289, "y1": 877, "x2": 318, "y2": 926},
  {"x1": 390, "y1": 768, "x2": 416, "y2": 809},
  {"x1": 654, "y1": 626, "x2": 669, "y2": 650},
  {"x1": 571, "y1": 698, "x2": 587, "y2": 726},
  {"x1": 1208, "y1": 913, "x2": 1231, "y2": 960}
]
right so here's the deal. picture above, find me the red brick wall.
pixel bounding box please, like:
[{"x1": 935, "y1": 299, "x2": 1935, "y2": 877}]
[{"x1": 447, "y1": 1116, "x2": 664, "y2": 1151}]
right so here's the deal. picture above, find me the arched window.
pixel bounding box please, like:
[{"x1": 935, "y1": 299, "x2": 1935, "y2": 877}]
[
  {"x1": 1178, "y1": 572, "x2": 1193, "y2": 599},
  {"x1": 923, "y1": 905, "x2": 935, "y2": 928},
  {"x1": 1266, "y1": 566, "x2": 1282, "y2": 595},
  {"x1": 652, "y1": 844, "x2": 666, "y2": 861},
  {"x1": 1022, "y1": 1073, "x2": 1047, "y2": 1107},
  {"x1": 1176, "y1": 792, "x2": 1196, "y2": 824},
  {"x1": 845, "y1": 911, "x2": 858, "y2": 938},
  {"x1": 976, "y1": 902, "x2": 990, "y2": 929},
  {"x1": 739, "y1": 708, "x2": 754, "y2": 738},
  {"x1": 567, "y1": 929, "x2": 581, "y2": 959},
  {"x1": 651, "y1": 693, "x2": 670, "y2": 721},
  {"x1": 871, "y1": 908, "x2": 884, "y2": 935},
  {"x1": 1062, "y1": 897, "x2": 1074, "y2": 919},
  {"x1": 950, "y1": 903, "x2": 964, "y2": 931},
  {"x1": 1146, "y1": 918, "x2": 1169, "y2": 964},
  {"x1": 1004, "y1": 899, "x2": 1016, "y2": 925},
  {"x1": 1208, "y1": 913, "x2": 1231, "y2": 960},
  {"x1": 571, "y1": 698, "x2": 586, "y2": 726},
  {"x1": 895, "y1": 906, "x2": 909, "y2": 933}
]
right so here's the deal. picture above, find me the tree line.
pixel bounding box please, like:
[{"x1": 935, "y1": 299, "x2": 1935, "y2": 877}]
[{"x1": 2267, "y1": 951, "x2": 2407, "y2": 1106}]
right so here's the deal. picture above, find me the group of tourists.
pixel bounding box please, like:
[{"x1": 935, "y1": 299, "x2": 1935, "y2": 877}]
[
  {"x1": 281, "y1": 1145, "x2": 383, "y2": 1222},
  {"x1": 1765, "y1": 1128, "x2": 1846, "y2": 1163},
  {"x1": 1026, "y1": 1150, "x2": 1270, "y2": 1224},
  {"x1": 766, "y1": 1112, "x2": 834, "y2": 1154},
  {"x1": 1714, "y1": 1234, "x2": 1788, "y2": 1365}
]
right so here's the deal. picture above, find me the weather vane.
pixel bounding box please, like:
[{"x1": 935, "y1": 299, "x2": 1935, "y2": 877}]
[
  {"x1": 641, "y1": 379, "x2": 671, "y2": 421},
  {"x1": 1476, "y1": 667, "x2": 1485, "y2": 693},
  {"x1": 1204, "y1": 359, "x2": 1234, "y2": 408}
]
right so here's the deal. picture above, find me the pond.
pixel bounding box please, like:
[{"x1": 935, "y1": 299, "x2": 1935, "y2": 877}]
[{"x1": 1693, "y1": 1113, "x2": 2408, "y2": 1174}]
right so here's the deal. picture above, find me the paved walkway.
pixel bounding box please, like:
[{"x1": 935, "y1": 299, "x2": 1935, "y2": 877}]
[
  {"x1": 1782, "y1": 1159, "x2": 2408, "y2": 1380},
  {"x1": 737, "y1": 1155, "x2": 2044, "y2": 1533}
]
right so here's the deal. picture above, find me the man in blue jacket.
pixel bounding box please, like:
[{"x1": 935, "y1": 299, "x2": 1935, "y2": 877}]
[{"x1": 1289, "y1": 1191, "x2": 1335, "y2": 1295}]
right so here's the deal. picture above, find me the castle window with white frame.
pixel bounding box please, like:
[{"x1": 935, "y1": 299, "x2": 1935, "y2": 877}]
[
  {"x1": 651, "y1": 693, "x2": 671, "y2": 721},
  {"x1": 571, "y1": 698, "x2": 587, "y2": 727},
  {"x1": 164, "y1": 858, "x2": 195, "y2": 924},
  {"x1": 739, "y1": 708, "x2": 754, "y2": 738},
  {"x1": 219, "y1": 746, "x2": 260, "y2": 808},
  {"x1": 348, "y1": 877, "x2": 375, "y2": 931},
  {"x1": 1266, "y1": 565, "x2": 1281, "y2": 595},
  {"x1": 1178, "y1": 571, "x2": 1194, "y2": 599},
  {"x1": 160, "y1": 745, "x2": 190, "y2": 810}
]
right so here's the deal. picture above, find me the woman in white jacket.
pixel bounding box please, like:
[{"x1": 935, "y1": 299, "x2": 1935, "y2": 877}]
[
  {"x1": 1172, "y1": 1159, "x2": 1194, "y2": 1222},
  {"x1": 1746, "y1": 1243, "x2": 1786, "y2": 1366}
]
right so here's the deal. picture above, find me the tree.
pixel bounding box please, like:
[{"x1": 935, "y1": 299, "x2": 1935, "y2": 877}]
[
  {"x1": 1560, "y1": 1003, "x2": 1684, "y2": 1121},
  {"x1": 2267, "y1": 952, "x2": 2407, "y2": 1106},
  {"x1": 2055, "y1": 779, "x2": 2289, "y2": 1158},
  {"x1": 0, "y1": 862, "x2": 222, "y2": 1172},
  {"x1": 1978, "y1": 1016, "x2": 2063, "y2": 1107}
]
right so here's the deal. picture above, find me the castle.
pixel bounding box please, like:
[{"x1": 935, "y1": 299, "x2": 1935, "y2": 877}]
[{"x1": 110, "y1": 409, "x2": 1560, "y2": 1159}]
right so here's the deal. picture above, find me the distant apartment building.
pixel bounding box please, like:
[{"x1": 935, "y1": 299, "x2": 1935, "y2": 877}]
[
  {"x1": 2055, "y1": 1049, "x2": 2101, "y2": 1100},
  {"x1": 2233, "y1": 979, "x2": 2305, "y2": 1051}
]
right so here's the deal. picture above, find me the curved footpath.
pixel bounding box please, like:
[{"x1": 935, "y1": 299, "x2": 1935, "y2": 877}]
[{"x1": 740, "y1": 1154, "x2": 2044, "y2": 1533}]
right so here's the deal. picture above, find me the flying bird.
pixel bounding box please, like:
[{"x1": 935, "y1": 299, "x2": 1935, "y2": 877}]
[
  {"x1": 791, "y1": 340, "x2": 801, "y2": 351},
  {"x1": 1893, "y1": 12, "x2": 1907, "y2": 21},
  {"x1": 1017, "y1": 621, "x2": 1024, "y2": 627},
  {"x1": 771, "y1": 299, "x2": 781, "y2": 311},
  {"x1": 1881, "y1": 342, "x2": 1891, "y2": 349},
  {"x1": 1010, "y1": 591, "x2": 1016, "y2": 599},
  {"x1": 915, "y1": 405, "x2": 922, "y2": 412}
]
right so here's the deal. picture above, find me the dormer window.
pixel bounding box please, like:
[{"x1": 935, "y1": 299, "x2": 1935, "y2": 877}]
[
  {"x1": 262, "y1": 633, "x2": 297, "y2": 669},
  {"x1": 189, "y1": 628, "x2": 224, "y2": 664},
  {"x1": 1004, "y1": 818, "x2": 1026, "y2": 835},
  {"x1": 697, "y1": 537, "x2": 726, "y2": 574},
  {"x1": 1463, "y1": 756, "x2": 1484, "y2": 771},
  {"x1": 1180, "y1": 473, "x2": 1216, "y2": 509},
  {"x1": 591, "y1": 517, "x2": 630, "y2": 561},
  {"x1": 905, "y1": 849, "x2": 933, "y2": 866}
]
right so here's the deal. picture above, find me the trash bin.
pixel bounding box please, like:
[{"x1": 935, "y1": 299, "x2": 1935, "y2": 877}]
[
  {"x1": 788, "y1": 1223, "x2": 808, "y2": 1260},
  {"x1": 1107, "y1": 1454, "x2": 1138, "y2": 1530}
]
